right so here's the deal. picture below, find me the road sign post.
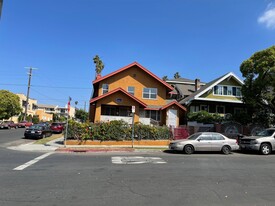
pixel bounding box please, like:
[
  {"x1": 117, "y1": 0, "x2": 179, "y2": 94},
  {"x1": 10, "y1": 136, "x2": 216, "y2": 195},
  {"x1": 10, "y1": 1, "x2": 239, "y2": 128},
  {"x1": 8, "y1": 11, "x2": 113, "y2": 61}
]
[{"x1": 131, "y1": 106, "x2": 135, "y2": 148}]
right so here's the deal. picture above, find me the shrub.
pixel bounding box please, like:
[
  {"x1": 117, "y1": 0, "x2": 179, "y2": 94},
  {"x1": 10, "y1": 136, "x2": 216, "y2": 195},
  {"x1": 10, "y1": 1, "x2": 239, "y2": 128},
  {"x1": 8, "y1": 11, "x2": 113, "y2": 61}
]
[
  {"x1": 187, "y1": 111, "x2": 222, "y2": 123},
  {"x1": 67, "y1": 120, "x2": 170, "y2": 141}
]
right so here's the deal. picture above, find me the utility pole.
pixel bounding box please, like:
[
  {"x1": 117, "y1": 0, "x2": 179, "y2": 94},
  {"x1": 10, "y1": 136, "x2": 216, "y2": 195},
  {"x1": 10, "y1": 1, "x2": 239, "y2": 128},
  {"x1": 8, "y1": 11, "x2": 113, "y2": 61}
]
[
  {"x1": 24, "y1": 67, "x2": 37, "y2": 121},
  {"x1": 0, "y1": 0, "x2": 3, "y2": 19}
]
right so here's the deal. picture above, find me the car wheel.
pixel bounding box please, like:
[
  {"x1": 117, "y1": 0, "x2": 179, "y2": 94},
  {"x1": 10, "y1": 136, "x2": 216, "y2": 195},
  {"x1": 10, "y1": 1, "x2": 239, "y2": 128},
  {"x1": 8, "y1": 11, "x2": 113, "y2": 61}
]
[
  {"x1": 260, "y1": 143, "x2": 271, "y2": 155},
  {"x1": 8, "y1": 126, "x2": 11, "y2": 130},
  {"x1": 222, "y1": 145, "x2": 231, "y2": 155},
  {"x1": 184, "y1": 145, "x2": 194, "y2": 155}
]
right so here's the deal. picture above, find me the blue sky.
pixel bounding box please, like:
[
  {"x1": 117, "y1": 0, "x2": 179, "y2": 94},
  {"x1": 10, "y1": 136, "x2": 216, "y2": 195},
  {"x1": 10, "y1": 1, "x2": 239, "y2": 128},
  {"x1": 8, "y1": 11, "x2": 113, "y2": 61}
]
[{"x1": 0, "y1": 0, "x2": 275, "y2": 110}]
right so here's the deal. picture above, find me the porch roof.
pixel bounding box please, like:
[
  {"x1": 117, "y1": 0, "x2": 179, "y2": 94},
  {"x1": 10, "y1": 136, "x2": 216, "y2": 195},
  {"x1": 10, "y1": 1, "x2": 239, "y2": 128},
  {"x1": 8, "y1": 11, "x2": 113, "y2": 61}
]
[
  {"x1": 89, "y1": 87, "x2": 147, "y2": 107},
  {"x1": 161, "y1": 100, "x2": 187, "y2": 111}
]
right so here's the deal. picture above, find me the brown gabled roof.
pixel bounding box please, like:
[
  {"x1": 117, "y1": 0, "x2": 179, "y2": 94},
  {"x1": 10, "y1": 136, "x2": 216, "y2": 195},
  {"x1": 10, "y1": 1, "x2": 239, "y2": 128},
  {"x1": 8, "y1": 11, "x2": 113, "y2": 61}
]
[
  {"x1": 92, "y1": 62, "x2": 174, "y2": 91},
  {"x1": 180, "y1": 72, "x2": 244, "y2": 105},
  {"x1": 161, "y1": 100, "x2": 187, "y2": 111},
  {"x1": 89, "y1": 87, "x2": 147, "y2": 107}
]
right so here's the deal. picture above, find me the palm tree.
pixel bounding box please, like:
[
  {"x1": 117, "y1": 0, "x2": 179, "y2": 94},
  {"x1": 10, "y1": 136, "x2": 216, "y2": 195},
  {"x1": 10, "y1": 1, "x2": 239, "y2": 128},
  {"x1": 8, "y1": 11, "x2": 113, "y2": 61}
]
[
  {"x1": 162, "y1": 76, "x2": 168, "y2": 81},
  {"x1": 93, "y1": 55, "x2": 104, "y2": 75},
  {"x1": 174, "y1": 72, "x2": 181, "y2": 79}
]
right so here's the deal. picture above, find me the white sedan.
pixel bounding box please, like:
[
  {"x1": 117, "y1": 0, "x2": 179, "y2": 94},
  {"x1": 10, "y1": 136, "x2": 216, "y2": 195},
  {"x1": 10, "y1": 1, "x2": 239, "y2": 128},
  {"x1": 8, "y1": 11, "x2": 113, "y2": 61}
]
[{"x1": 169, "y1": 132, "x2": 239, "y2": 155}]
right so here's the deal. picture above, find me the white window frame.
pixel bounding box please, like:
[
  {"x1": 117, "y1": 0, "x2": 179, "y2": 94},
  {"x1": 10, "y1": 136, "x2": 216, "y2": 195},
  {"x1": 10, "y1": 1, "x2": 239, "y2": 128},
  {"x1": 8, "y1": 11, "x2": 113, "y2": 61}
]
[
  {"x1": 190, "y1": 106, "x2": 199, "y2": 112},
  {"x1": 213, "y1": 85, "x2": 242, "y2": 97},
  {"x1": 102, "y1": 84, "x2": 109, "y2": 94},
  {"x1": 142, "y1": 88, "x2": 157, "y2": 100},
  {"x1": 128, "y1": 86, "x2": 135, "y2": 95}
]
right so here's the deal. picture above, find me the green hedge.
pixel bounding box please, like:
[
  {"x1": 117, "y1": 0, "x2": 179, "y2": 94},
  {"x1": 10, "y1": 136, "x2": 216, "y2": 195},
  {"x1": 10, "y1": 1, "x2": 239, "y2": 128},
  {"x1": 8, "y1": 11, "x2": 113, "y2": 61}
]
[
  {"x1": 67, "y1": 120, "x2": 172, "y2": 141},
  {"x1": 187, "y1": 111, "x2": 223, "y2": 124}
]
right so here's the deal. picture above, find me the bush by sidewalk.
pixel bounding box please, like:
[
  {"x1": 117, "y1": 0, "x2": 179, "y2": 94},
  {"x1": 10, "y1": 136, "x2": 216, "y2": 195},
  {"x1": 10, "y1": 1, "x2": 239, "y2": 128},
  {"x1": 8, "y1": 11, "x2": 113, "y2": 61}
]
[{"x1": 67, "y1": 120, "x2": 172, "y2": 141}]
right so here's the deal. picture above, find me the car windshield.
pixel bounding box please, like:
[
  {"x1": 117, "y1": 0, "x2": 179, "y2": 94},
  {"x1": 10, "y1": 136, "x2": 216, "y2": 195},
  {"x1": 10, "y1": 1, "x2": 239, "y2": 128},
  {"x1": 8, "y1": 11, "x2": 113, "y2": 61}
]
[
  {"x1": 188, "y1": 133, "x2": 201, "y2": 140},
  {"x1": 256, "y1": 129, "x2": 275, "y2": 137},
  {"x1": 29, "y1": 125, "x2": 43, "y2": 130}
]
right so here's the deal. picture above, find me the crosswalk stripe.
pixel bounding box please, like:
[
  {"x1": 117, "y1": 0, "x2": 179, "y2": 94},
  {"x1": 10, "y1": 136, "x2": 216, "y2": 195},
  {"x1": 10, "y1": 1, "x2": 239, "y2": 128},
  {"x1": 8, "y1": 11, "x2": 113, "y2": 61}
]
[{"x1": 13, "y1": 152, "x2": 54, "y2": 171}]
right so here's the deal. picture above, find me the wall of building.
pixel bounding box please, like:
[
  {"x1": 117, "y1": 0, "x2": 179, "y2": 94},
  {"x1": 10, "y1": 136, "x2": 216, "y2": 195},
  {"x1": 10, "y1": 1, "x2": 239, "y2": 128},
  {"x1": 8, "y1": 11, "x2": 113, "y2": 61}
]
[{"x1": 97, "y1": 66, "x2": 169, "y2": 106}]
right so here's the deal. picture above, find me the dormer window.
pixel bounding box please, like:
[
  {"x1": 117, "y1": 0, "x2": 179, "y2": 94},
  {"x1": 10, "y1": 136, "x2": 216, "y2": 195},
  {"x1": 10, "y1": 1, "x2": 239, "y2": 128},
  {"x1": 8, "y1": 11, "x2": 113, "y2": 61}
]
[{"x1": 214, "y1": 85, "x2": 241, "y2": 97}]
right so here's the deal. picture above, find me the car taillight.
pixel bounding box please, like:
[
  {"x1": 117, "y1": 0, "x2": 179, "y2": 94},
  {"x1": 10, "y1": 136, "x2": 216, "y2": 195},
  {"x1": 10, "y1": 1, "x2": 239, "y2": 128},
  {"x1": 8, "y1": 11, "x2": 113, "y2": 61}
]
[{"x1": 37, "y1": 130, "x2": 42, "y2": 133}]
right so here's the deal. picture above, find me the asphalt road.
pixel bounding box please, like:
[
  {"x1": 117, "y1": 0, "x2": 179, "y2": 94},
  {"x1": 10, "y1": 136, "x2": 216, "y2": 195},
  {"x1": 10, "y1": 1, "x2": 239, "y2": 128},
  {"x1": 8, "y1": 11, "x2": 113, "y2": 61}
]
[
  {"x1": 1, "y1": 145, "x2": 275, "y2": 206},
  {"x1": 1, "y1": 129, "x2": 275, "y2": 206},
  {"x1": 0, "y1": 128, "x2": 32, "y2": 146}
]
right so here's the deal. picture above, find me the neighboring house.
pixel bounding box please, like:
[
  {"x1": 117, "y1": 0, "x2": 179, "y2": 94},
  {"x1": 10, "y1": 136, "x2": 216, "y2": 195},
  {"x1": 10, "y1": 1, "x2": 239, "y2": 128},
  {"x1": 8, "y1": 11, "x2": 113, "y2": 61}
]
[
  {"x1": 179, "y1": 72, "x2": 246, "y2": 116},
  {"x1": 166, "y1": 78, "x2": 206, "y2": 100},
  {"x1": 37, "y1": 104, "x2": 58, "y2": 114},
  {"x1": 36, "y1": 110, "x2": 53, "y2": 122},
  {"x1": 17, "y1": 93, "x2": 38, "y2": 117},
  {"x1": 37, "y1": 104, "x2": 75, "y2": 118},
  {"x1": 89, "y1": 62, "x2": 187, "y2": 127},
  {"x1": 10, "y1": 94, "x2": 39, "y2": 123},
  {"x1": 56, "y1": 106, "x2": 75, "y2": 118}
]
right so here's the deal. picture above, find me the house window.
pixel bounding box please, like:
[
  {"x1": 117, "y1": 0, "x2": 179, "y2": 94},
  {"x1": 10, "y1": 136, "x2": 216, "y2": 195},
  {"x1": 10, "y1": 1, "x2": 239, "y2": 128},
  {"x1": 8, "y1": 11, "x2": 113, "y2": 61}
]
[
  {"x1": 236, "y1": 87, "x2": 241, "y2": 97},
  {"x1": 216, "y1": 105, "x2": 225, "y2": 114},
  {"x1": 101, "y1": 105, "x2": 131, "y2": 117},
  {"x1": 143, "y1": 88, "x2": 157, "y2": 99},
  {"x1": 214, "y1": 86, "x2": 223, "y2": 95},
  {"x1": 128, "y1": 86, "x2": 135, "y2": 95},
  {"x1": 200, "y1": 105, "x2": 209, "y2": 112},
  {"x1": 214, "y1": 85, "x2": 241, "y2": 97},
  {"x1": 190, "y1": 106, "x2": 199, "y2": 112},
  {"x1": 102, "y1": 84, "x2": 109, "y2": 94},
  {"x1": 145, "y1": 110, "x2": 160, "y2": 121}
]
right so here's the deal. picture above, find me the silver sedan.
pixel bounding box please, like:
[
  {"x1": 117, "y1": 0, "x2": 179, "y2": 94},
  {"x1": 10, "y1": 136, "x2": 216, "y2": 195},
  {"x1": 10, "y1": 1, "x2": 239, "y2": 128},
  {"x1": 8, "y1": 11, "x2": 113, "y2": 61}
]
[{"x1": 169, "y1": 132, "x2": 239, "y2": 155}]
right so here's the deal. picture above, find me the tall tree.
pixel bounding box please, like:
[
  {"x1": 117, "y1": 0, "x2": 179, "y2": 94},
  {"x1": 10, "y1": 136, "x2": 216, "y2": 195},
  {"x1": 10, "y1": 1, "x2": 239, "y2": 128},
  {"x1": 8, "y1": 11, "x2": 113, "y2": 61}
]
[
  {"x1": 240, "y1": 45, "x2": 275, "y2": 126},
  {"x1": 93, "y1": 55, "x2": 104, "y2": 75},
  {"x1": 75, "y1": 109, "x2": 89, "y2": 123},
  {"x1": 174, "y1": 72, "x2": 181, "y2": 79},
  {"x1": 0, "y1": 90, "x2": 22, "y2": 119},
  {"x1": 75, "y1": 101, "x2": 78, "y2": 109}
]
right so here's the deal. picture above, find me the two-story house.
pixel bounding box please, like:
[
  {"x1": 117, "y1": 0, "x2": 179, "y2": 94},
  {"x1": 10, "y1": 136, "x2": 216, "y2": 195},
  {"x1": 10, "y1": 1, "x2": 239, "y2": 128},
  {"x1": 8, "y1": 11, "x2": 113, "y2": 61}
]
[{"x1": 89, "y1": 62, "x2": 187, "y2": 127}]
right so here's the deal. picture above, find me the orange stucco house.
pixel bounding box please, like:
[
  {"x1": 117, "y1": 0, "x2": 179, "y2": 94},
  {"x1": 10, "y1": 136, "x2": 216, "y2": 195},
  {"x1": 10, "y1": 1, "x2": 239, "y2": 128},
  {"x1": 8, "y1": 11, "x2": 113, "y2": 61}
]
[{"x1": 89, "y1": 62, "x2": 187, "y2": 127}]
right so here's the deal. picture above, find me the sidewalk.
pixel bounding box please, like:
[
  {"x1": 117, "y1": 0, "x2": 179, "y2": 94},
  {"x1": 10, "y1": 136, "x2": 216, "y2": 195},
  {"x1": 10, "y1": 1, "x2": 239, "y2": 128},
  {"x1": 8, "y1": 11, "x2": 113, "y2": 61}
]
[{"x1": 8, "y1": 137, "x2": 168, "y2": 153}]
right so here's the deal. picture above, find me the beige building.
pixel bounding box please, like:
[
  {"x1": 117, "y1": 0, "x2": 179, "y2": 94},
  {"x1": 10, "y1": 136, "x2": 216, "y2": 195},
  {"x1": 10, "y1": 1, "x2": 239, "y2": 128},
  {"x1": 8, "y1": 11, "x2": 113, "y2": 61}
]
[
  {"x1": 36, "y1": 109, "x2": 53, "y2": 122},
  {"x1": 37, "y1": 104, "x2": 75, "y2": 119}
]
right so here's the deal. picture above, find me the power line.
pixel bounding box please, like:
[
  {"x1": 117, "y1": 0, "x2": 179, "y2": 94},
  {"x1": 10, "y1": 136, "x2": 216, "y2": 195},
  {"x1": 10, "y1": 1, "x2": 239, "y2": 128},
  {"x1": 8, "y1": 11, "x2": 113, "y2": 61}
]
[{"x1": 0, "y1": 83, "x2": 91, "y2": 90}]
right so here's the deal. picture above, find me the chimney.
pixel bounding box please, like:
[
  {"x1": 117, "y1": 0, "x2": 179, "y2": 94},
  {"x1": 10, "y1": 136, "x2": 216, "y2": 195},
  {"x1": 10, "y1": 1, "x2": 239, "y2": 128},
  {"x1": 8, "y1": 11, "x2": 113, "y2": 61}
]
[
  {"x1": 195, "y1": 78, "x2": 200, "y2": 91},
  {"x1": 96, "y1": 74, "x2": 101, "y2": 80}
]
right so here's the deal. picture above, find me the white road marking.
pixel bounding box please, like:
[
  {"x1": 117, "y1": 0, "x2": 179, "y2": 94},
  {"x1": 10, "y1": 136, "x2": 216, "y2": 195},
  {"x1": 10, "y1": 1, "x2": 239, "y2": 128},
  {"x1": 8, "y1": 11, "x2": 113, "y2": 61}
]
[
  {"x1": 13, "y1": 152, "x2": 54, "y2": 171},
  {"x1": 112, "y1": 156, "x2": 167, "y2": 164}
]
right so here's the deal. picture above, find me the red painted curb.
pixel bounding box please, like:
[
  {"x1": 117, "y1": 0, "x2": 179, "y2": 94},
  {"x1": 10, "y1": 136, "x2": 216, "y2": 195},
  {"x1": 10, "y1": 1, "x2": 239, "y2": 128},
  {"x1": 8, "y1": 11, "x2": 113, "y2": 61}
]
[{"x1": 56, "y1": 148, "x2": 135, "y2": 153}]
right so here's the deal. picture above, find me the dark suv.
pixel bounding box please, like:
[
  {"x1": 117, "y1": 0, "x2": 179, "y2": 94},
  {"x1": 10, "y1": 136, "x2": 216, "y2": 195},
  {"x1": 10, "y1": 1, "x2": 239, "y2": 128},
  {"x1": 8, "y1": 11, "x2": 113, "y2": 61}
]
[{"x1": 50, "y1": 122, "x2": 64, "y2": 133}]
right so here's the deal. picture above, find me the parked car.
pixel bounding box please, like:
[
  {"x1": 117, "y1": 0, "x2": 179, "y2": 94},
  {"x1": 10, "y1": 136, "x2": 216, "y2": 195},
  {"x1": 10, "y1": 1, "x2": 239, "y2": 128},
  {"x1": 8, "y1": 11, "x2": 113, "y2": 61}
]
[
  {"x1": 24, "y1": 124, "x2": 52, "y2": 139},
  {"x1": 169, "y1": 132, "x2": 239, "y2": 155},
  {"x1": 50, "y1": 122, "x2": 65, "y2": 133},
  {"x1": 18, "y1": 121, "x2": 33, "y2": 128},
  {"x1": 0, "y1": 121, "x2": 18, "y2": 129},
  {"x1": 38, "y1": 122, "x2": 51, "y2": 127},
  {"x1": 239, "y1": 128, "x2": 275, "y2": 155}
]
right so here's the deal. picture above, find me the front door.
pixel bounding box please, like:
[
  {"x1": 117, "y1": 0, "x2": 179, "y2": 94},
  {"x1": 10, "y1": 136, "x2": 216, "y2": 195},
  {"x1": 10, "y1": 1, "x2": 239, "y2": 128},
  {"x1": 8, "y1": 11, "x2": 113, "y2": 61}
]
[{"x1": 167, "y1": 109, "x2": 177, "y2": 128}]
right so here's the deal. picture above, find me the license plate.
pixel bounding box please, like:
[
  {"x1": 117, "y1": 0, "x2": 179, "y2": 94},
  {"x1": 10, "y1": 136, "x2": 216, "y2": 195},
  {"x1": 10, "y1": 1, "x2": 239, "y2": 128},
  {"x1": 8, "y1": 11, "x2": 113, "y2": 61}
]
[{"x1": 31, "y1": 131, "x2": 35, "y2": 133}]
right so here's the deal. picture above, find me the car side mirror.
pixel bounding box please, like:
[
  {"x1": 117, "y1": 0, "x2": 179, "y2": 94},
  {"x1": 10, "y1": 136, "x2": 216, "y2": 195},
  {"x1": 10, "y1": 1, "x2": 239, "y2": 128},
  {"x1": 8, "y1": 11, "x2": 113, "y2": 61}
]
[{"x1": 197, "y1": 139, "x2": 201, "y2": 142}]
